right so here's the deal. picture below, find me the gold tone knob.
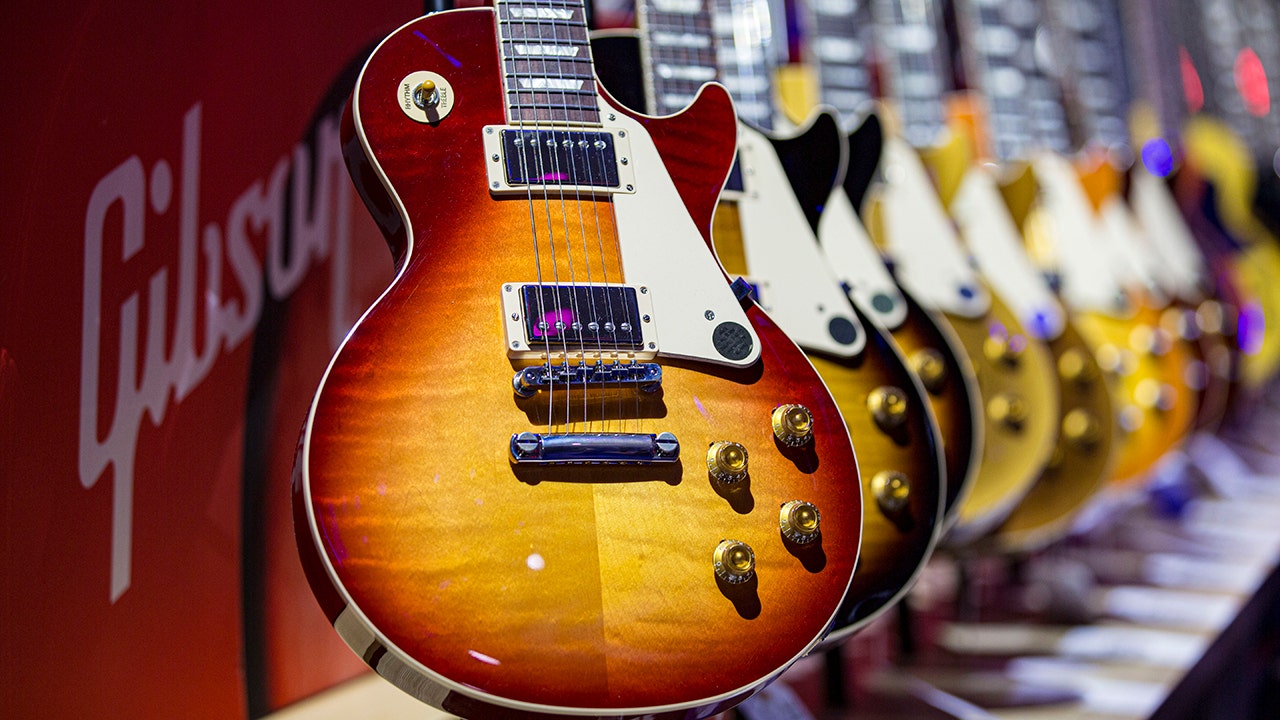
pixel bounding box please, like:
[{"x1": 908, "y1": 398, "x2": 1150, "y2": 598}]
[
  {"x1": 706, "y1": 441, "x2": 748, "y2": 483},
  {"x1": 1058, "y1": 348, "x2": 1094, "y2": 385},
  {"x1": 713, "y1": 539, "x2": 755, "y2": 584},
  {"x1": 910, "y1": 348, "x2": 948, "y2": 394},
  {"x1": 1061, "y1": 408, "x2": 1101, "y2": 451},
  {"x1": 772, "y1": 404, "x2": 814, "y2": 446},
  {"x1": 413, "y1": 79, "x2": 439, "y2": 109},
  {"x1": 983, "y1": 334, "x2": 1025, "y2": 366},
  {"x1": 871, "y1": 471, "x2": 911, "y2": 515},
  {"x1": 779, "y1": 500, "x2": 822, "y2": 543},
  {"x1": 987, "y1": 393, "x2": 1028, "y2": 430},
  {"x1": 867, "y1": 386, "x2": 909, "y2": 431}
]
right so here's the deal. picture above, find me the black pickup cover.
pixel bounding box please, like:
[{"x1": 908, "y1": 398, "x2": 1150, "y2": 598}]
[
  {"x1": 502, "y1": 130, "x2": 619, "y2": 188},
  {"x1": 521, "y1": 285, "x2": 643, "y2": 350}
]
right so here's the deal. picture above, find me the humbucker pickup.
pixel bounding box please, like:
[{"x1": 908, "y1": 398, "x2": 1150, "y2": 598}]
[
  {"x1": 502, "y1": 283, "x2": 658, "y2": 360},
  {"x1": 483, "y1": 126, "x2": 637, "y2": 194}
]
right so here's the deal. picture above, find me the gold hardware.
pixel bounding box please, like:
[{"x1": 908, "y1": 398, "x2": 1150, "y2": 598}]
[
  {"x1": 870, "y1": 471, "x2": 911, "y2": 515},
  {"x1": 1058, "y1": 347, "x2": 1094, "y2": 385},
  {"x1": 772, "y1": 404, "x2": 814, "y2": 446},
  {"x1": 713, "y1": 539, "x2": 755, "y2": 584},
  {"x1": 706, "y1": 441, "x2": 748, "y2": 483},
  {"x1": 1062, "y1": 408, "x2": 1101, "y2": 450},
  {"x1": 983, "y1": 333, "x2": 1024, "y2": 365},
  {"x1": 413, "y1": 79, "x2": 439, "y2": 108},
  {"x1": 779, "y1": 500, "x2": 821, "y2": 543},
  {"x1": 987, "y1": 393, "x2": 1028, "y2": 430},
  {"x1": 867, "y1": 386, "x2": 909, "y2": 430},
  {"x1": 910, "y1": 348, "x2": 948, "y2": 394}
]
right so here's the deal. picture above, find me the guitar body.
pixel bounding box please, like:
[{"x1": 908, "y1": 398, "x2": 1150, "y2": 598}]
[
  {"x1": 828, "y1": 111, "x2": 980, "y2": 524},
  {"x1": 296, "y1": 10, "x2": 862, "y2": 718},
  {"x1": 993, "y1": 320, "x2": 1116, "y2": 551},
  {"x1": 939, "y1": 291, "x2": 1059, "y2": 542}
]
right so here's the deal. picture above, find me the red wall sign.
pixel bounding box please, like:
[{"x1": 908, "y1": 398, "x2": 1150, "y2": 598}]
[{"x1": 1, "y1": 2, "x2": 426, "y2": 716}]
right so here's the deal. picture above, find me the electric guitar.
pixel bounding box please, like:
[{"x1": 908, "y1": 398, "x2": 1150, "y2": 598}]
[
  {"x1": 860, "y1": 0, "x2": 1062, "y2": 544},
  {"x1": 778, "y1": 0, "x2": 983, "y2": 533},
  {"x1": 293, "y1": 3, "x2": 863, "y2": 717},
  {"x1": 593, "y1": 0, "x2": 945, "y2": 640}
]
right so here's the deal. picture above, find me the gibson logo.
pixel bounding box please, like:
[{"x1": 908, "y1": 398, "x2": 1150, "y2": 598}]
[{"x1": 80, "y1": 103, "x2": 353, "y2": 602}]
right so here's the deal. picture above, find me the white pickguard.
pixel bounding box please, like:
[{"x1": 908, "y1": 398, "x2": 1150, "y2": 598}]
[
  {"x1": 1130, "y1": 168, "x2": 1207, "y2": 302},
  {"x1": 817, "y1": 185, "x2": 909, "y2": 330},
  {"x1": 732, "y1": 123, "x2": 866, "y2": 358},
  {"x1": 1031, "y1": 151, "x2": 1130, "y2": 315},
  {"x1": 951, "y1": 165, "x2": 1066, "y2": 340},
  {"x1": 602, "y1": 92, "x2": 763, "y2": 367},
  {"x1": 1098, "y1": 195, "x2": 1169, "y2": 306},
  {"x1": 877, "y1": 136, "x2": 990, "y2": 317}
]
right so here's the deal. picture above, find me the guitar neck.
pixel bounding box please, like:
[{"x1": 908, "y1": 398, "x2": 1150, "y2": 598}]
[
  {"x1": 496, "y1": 0, "x2": 600, "y2": 124},
  {"x1": 1121, "y1": 0, "x2": 1190, "y2": 150},
  {"x1": 801, "y1": 0, "x2": 876, "y2": 128},
  {"x1": 951, "y1": 0, "x2": 1071, "y2": 162},
  {"x1": 1039, "y1": 0, "x2": 1133, "y2": 155},
  {"x1": 868, "y1": 0, "x2": 951, "y2": 149},
  {"x1": 635, "y1": 0, "x2": 719, "y2": 117},
  {"x1": 711, "y1": 0, "x2": 779, "y2": 129}
]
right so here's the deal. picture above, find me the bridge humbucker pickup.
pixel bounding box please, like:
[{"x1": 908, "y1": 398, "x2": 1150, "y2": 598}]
[
  {"x1": 521, "y1": 285, "x2": 645, "y2": 350},
  {"x1": 513, "y1": 362, "x2": 662, "y2": 397},
  {"x1": 510, "y1": 432, "x2": 680, "y2": 464}
]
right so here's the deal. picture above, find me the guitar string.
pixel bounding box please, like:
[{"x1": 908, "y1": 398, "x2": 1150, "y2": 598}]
[
  {"x1": 519, "y1": 0, "x2": 573, "y2": 436},
  {"x1": 572, "y1": 0, "x2": 626, "y2": 436},
  {"x1": 501, "y1": 0, "x2": 553, "y2": 436}
]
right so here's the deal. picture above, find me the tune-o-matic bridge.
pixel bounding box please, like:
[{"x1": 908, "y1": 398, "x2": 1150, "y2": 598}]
[
  {"x1": 502, "y1": 282, "x2": 659, "y2": 360},
  {"x1": 510, "y1": 431, "x2": 680, "y2": 465},
  {"x1": 483, "y1": 125, "x2": 637, "y2": 194}
]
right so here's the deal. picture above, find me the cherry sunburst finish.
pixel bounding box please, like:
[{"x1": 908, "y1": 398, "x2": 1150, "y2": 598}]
[{"x1": 294, "y1": 5, "x2": 862, "y2": 719}]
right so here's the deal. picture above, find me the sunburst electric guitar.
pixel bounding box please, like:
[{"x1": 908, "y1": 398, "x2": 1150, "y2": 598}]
[
  {"x1": 292, "y1": 3, "x2": 863, "y2": 718},
  {"x1": 593, "y1": 0, "x2": 944, "y2": 640},
  {"x1": 778, "y1": 0, "x2": 982, "y2": 535},
  {"x1": 860, "y1": 0, "x2": 1060, "y2": 544}
]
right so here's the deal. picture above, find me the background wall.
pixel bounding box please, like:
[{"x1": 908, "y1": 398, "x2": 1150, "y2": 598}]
[{"x1": 0, "y1": 3, "x2": 430, "y2": 717}]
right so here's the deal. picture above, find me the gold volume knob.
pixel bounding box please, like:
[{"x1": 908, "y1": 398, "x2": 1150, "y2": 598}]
[
  {"x1": 779, "y1": 500, "x2": 822, "y2": 543},
  {"x1": 1058, "y1": 348, "x2": 1094, "y2": 385},
  {"x1": 772, "y1": 404, "x2": 814, "y2": 446},
  {"x1": 867, "y1": 386, "x2": 909, "y2": 430},
  {"x1": 871, "y1": 470, "x2": 911, "y2": 514},
  {"x1": 910, "y1": 348, "x2": 948, "y2": 394},
  {"x1": 983, "y1": 334, "x2": 1025, "y2": 365},
  {"x1": 1062, "y1": 408, "x2": 1101, "y2": 451},
  {"x1": 706, "y1": 441, "x2": 748, "y2": 483},
  {"x1": 713, "y1": 539, "x2": 755, "y2": 584},
  {"x1": 987, "y1": 393, "x2": 1028, "y2": 430}
]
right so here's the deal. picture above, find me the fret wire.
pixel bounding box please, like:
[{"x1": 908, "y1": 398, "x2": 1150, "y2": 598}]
[{"x1": 495, "y1": 0, "x2": 600, "y2": 125}]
